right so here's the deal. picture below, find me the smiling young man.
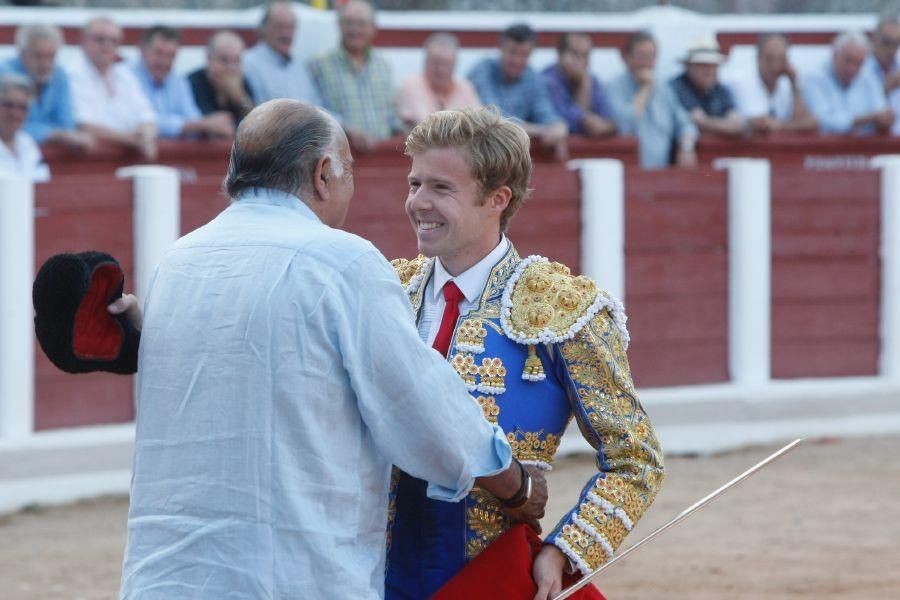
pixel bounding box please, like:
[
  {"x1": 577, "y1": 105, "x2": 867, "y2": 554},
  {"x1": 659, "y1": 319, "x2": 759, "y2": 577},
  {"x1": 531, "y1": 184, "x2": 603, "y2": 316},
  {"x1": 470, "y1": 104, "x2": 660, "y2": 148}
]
[{"x1": 386, "y1": 107, "x2": 664, "y2": 599}]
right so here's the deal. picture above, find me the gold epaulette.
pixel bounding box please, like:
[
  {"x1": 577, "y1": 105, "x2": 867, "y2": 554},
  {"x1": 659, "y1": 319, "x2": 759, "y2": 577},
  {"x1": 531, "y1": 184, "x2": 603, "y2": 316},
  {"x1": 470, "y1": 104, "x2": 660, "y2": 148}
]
[
  {"x1": 501, "y1": 256, "x2": 629, "y2": 349},
  {"x1": 390, "y1": 255, "x2": 428, "y2": 289}
]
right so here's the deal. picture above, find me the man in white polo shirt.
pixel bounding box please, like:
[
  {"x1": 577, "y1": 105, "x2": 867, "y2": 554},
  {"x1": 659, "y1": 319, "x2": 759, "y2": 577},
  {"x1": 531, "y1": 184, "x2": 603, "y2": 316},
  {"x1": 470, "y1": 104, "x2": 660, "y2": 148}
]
[{"x1": 67, "y1": 17, "x2": 158, "y2": 159}]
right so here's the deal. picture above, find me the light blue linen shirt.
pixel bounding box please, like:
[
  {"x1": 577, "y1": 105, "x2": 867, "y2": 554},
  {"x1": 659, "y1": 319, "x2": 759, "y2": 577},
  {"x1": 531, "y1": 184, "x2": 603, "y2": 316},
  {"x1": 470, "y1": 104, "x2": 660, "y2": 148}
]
[
  {"x1": 242, "y1": 42, "x2": 322, "y2": 106},
  {"x1": 606, "y1": 71, "x2": 697, "y2": 169},
  {"x1": 131, "y1": 59, "x2": 202, "y2": 138},
  {"x1": 120, "y1": 188, "x2": 512, "y2": 599},
  {"x1": 801, "y1": 60, "x2": 887, "y2": 134}
]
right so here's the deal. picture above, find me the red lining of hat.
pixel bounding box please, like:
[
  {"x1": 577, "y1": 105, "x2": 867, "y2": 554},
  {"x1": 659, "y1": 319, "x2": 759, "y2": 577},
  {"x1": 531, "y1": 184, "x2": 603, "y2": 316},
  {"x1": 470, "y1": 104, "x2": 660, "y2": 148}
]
[{"x1": 73, "y1": 262, "x2": 124, "y2": 361}]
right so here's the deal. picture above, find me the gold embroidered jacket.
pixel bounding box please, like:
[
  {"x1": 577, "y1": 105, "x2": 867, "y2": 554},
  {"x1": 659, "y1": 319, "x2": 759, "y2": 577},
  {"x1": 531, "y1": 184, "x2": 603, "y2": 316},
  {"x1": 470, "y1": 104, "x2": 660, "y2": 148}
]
[{"x1": 390, "y1": 244, "x2": 664, "y2": 575}]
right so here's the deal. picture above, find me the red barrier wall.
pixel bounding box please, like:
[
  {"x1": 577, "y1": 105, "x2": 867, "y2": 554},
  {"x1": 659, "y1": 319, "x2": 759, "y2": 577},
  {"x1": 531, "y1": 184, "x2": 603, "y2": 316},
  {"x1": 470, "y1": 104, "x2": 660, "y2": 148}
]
[
  {"x1": 770, "y1": 169, "x2": 881, "y2": 378},
  {"x1": 624, "y1": 168, "x2": 730, "y2": 387},
  {"x1": 33, "y1": 179, "x2": 136, "y2": 430}
]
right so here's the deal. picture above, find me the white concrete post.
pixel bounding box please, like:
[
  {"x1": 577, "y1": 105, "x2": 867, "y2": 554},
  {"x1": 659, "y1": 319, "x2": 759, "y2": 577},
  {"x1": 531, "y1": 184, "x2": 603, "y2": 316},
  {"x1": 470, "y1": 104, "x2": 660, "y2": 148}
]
[
  {"x1": 0, "y1": 175, "x2": 35, "y2": 440},
  {"x1": 116, "y1": 166, "x2": 180, "y2": 300},
  {"x1": 720, "y1": 158, "x2": 771, "y2": 386},
  {"x1": 872, "y1": 156, "x2": 900, "y2": 379},
  {"x1": 569, "y1": 159, "x2": 626, "y2": 302}
]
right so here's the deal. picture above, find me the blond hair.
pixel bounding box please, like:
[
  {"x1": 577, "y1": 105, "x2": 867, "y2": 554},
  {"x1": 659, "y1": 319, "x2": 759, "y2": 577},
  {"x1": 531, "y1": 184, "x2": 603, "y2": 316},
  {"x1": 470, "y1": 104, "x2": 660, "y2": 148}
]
[{"x1": 404, "y1": 107, "x2": 532, "y2": 231}]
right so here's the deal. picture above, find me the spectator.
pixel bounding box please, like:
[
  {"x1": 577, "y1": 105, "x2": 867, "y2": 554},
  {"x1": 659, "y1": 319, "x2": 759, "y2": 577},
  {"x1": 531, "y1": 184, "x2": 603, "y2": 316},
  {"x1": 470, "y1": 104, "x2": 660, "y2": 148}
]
[
  {"x1": 395, "y1": 33, "x2": 480, "y2": 127},
  {"x1": 189, "y1": 31, "x2": 255, "y2": 126},
  {"x1": 802, "y1": 31, "x2": 894, "y2": 134},
  {"x1": 67, "y1": 17, "x2": 158, "y2": 159},
  {"x1": 864, "y1": 14, "x2": 900, "y2": 133},
  {"x1": 542, "y1": 32, "x2": 616, "y2": 137},
  {"x1": 0, "y1": 73, "x2": 50, "y2": 181},
  {"x1": 671, "y1": 36, "x2": 745, "y2": 138},
  {"x1": 607, "y1": 31, "x2": 698, "y2": 169},
  {"x1": 468, "y1": 23, "x2": 568, "y2": 160},
  {"x1": 728, "y1": 33, "x2": 817, "y2": 134},
  {"x1": 133, "y1": 26, "x2": 234, "y2": 139},
  {"x1": 242, "y1": 1, "x2": 321, "y2": 106},
  {"x1": 2, "y1": 25, "x2": 93, "y2": 152},
  {"x1": 309, "y1": 0, "x2": 400, "y2": 152}
]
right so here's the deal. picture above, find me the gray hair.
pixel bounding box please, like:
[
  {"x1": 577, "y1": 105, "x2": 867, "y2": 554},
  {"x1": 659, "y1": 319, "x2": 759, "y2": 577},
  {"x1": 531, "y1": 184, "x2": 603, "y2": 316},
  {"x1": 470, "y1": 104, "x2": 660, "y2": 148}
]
[
  {"x1": 206, "y1": 29, "x2": 245, "y2": 55},
  {"x1": 15, "y1": 24, "x2": 64, "y2": 51},
  {"x1": 833, "y1": 30, "x2": 871, "y2": 53},
  {"x1": 0, "y1": 73, "x2": 35, "y2": 99},
  {"x1": 225, "y1": 101, "x2": 343, "y2": 199},
  {"x1": 424, "y1": 32, "x2": 459, "y2": 52}
]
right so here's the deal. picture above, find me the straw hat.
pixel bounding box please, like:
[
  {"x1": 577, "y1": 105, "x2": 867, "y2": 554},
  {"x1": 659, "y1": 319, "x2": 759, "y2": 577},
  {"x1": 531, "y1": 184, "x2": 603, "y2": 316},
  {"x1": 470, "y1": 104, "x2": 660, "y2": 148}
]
[{"x1": 681, "y1": 35, "x2": 726, "y2": 64}]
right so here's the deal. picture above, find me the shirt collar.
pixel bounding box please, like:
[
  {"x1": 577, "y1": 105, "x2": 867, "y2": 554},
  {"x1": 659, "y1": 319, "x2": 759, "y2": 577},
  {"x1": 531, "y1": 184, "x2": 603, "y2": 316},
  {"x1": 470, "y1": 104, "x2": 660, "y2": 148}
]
[
  {"x1": 234, "y1": 187, "x2": 321, "y2": 223},
  {"x1": 431, "y1": 235, "x2": 510, "y2": 304},
  {"x1": 261, "y1": 41, "x2": 292, "y2": 65}
]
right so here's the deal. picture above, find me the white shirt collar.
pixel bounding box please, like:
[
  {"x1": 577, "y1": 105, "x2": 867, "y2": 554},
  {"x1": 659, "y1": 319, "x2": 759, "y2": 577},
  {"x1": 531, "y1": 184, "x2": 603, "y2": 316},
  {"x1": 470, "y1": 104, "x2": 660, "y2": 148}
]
[{"x1": 431, "y1": 235, "x2": 510, "y2": 304}]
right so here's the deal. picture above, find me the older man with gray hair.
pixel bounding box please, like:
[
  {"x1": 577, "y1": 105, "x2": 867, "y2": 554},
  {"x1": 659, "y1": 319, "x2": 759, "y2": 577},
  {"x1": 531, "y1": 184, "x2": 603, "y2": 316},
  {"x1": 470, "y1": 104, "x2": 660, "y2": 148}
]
[
  {"x1": 802, "y1": 30, "x2": 894, "y2": 134},
  {"x1": 119, "y1": 99, "x2": 546, "y2": 599},
  {"x1": 1, "y1": 24, "x2": 93, "y2": 152},
  {"x1": 0, "y1": 73, "x2": 49, "y2": 181}
]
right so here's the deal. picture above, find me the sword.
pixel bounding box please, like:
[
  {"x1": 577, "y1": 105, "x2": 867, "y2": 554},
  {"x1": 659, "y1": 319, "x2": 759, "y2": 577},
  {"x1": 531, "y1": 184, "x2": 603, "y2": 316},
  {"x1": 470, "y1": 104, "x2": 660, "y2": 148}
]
[{"x1": 552, "y1": 438, "x2": 803, "y2": 600}]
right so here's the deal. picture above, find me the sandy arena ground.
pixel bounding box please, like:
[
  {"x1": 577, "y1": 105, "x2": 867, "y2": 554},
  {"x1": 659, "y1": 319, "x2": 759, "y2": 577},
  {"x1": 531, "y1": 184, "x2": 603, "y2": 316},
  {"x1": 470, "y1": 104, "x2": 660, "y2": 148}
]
[{"x1": 1, "y1": 435, "x2": 898, "y2": 599}]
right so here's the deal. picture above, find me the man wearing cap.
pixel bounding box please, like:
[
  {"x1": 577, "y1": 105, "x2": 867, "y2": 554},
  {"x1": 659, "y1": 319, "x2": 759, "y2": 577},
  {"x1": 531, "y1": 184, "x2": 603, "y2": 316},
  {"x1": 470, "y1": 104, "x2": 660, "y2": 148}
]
[{"x1": 670, "y1": 36, "x2": 745, "y2": 138}]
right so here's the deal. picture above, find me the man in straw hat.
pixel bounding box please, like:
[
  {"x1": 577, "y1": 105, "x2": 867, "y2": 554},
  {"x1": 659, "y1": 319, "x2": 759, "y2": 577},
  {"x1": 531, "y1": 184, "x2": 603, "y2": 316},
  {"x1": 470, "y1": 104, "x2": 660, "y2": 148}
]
[{"x1": 670, "y1": 34, "x2": 746, "y2": 137}]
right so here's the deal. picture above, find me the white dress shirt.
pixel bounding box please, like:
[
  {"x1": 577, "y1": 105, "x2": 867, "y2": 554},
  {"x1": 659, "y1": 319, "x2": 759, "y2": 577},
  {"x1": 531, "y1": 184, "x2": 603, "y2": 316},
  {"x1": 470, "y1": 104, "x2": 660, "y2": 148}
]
[
  {"x1": 121, "y1": 189, "x2": 511, "y2": 599},
  {"x1": 0, "y1": 130, "x2": 49, "y2": 181},
  {"x1": 66, "y1": 50, "x2": 156, "y2": 132},
  {"x1": 729, "y1": 69, "x2": 794, "y2": 121},
  {"x1": 418, "y1": 236, "x2": 510, "y2": 345}
]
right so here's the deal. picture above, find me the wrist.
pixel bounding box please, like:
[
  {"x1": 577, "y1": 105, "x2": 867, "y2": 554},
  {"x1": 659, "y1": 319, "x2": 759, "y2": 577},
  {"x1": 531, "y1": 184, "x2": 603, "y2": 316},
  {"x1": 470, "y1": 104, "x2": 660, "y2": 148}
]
[{"x1": 499, "y1": 460, "x2": 532, "y2": 509}]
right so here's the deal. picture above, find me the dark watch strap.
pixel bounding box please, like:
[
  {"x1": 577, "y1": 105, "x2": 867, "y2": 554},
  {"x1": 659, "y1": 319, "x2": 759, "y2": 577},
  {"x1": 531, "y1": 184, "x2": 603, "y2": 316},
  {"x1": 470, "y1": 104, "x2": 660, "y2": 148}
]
[{"x1": 499, "y1": 460, "x2": 532, "y2": 509}]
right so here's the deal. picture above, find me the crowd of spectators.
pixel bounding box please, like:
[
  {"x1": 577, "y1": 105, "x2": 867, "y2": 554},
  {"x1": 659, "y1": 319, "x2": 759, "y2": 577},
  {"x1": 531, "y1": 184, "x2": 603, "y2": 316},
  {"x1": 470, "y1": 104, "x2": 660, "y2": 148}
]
[{"x1": 2, "y1": 0, "x2": 900, "y2": 179}]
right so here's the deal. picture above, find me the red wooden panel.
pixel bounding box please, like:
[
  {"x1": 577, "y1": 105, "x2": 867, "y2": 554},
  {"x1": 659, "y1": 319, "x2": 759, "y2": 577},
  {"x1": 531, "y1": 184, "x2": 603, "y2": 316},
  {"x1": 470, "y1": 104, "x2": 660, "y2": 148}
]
[
  {"x1": 772, "y1": 301, "x2": 879, "y2": 341},
  {"x1": 770, "y1": 169, "x2": 880, "y2": 378},
  {"x1": 771, "y1": 340, "x2": 879, "y2": 379},
  {"x1": 33, "y1": 179, "x2": 136, "y2": 431},
  {"x1": 181, "y1": 180, "x2": 229, "y2": 235},
  {"x1": 624, "y1": 168, "x2": 729, "y2": 386},
  {"x1": 628, "y1": 341, "x2": 730, "y2": 388}
]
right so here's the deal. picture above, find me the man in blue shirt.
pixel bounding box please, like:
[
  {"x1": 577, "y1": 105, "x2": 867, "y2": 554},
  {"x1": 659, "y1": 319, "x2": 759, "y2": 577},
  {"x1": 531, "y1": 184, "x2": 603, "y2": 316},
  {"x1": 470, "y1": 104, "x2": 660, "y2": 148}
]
[
  {"x1": 670, "y1": 35, "x2": 745, "y2": 138},
  {"x1": 607, "y1": 32, "x2": 698, "y2": 169},
  {"x1": 542, "y1": 32, "x2": 616, "y2": 137},
  {"x1": 803, "y1": 30, "x2": 894, "y2": 134},
  {"x1": 2, "y1": 24, "x2": 93, "y2": 152},
  {"x1": 468, "y1": 24, "x2": 569, "y2": 161},
  {"x1": 133, "y1": 26, "x2": 235, "y2": 139}
]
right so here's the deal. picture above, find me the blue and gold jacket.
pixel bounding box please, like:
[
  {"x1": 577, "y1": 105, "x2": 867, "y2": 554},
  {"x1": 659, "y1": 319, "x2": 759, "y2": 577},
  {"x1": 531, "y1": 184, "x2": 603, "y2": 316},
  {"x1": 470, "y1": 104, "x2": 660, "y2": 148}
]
[{"x1": 386, "y1": 244, "x2": 664, "y2": 593}]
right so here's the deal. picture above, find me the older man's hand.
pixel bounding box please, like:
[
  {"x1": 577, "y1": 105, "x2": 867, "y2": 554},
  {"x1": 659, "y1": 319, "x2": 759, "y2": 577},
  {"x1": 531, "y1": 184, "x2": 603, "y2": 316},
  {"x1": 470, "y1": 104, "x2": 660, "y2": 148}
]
[{"x1": 503, "y1": 465, "x2": 548, "y2": 533}]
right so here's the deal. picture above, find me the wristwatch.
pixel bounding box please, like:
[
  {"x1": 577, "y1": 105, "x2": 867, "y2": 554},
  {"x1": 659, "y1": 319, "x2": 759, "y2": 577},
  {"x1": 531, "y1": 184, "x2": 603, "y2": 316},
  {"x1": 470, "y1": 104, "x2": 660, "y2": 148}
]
[{"x1": 499, "y1": 460, "x2": 532, "y2": 509}]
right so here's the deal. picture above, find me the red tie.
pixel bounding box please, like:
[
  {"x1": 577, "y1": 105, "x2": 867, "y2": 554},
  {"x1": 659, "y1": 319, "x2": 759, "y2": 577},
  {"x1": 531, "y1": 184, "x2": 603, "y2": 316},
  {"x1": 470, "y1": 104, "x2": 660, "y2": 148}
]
[{"x1": 432, "y1": 281, "x2": 465, "y2": 357}]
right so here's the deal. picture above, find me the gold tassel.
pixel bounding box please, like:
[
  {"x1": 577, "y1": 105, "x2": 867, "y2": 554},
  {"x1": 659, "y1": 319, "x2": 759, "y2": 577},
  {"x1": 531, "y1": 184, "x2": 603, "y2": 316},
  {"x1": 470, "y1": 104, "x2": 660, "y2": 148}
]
[{"x1": 523, "y1": 345, "x2": 545, "y2": 381}]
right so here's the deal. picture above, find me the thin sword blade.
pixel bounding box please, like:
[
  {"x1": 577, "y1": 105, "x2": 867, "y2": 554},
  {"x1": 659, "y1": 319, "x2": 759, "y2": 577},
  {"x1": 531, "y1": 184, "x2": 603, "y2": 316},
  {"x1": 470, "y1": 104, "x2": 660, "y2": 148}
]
[{"x1": 552, "y1": 438, "x2": 803, "y2": 600}]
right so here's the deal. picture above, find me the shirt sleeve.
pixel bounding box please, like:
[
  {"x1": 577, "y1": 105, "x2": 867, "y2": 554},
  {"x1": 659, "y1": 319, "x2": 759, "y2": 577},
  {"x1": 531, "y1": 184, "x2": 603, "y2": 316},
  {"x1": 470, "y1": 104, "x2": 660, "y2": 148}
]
[
  {"x1": 528, "y1": 70, "x2": 564, "y2": 126},
  {"x1": 468, "y1": 60, "x2": 500, "y2": 108},
  {"x1": 591, "y1": 77, "x2": 615, "y2": 120},
  {"x1": 543, "y1": 70, "x2": 584, "y2": 130},
  {"x1": 801, "y1": 73, "x2": 853, "y2": 133},
  {"x1": 606, "y1": 77, "x2": 637, "y2": 135},
  {"x1": 122, "y1": 69, "x2": 157, "y2": 126},
  {"x1": 333, "y1": 250, "x2": 513, "y2": 502}
]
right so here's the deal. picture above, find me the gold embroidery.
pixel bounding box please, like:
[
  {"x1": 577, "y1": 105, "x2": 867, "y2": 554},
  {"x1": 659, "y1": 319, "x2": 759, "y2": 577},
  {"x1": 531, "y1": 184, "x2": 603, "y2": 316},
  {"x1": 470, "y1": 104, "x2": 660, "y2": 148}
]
[
  {"x1": 476, "y1": 396, "x2": 500, "y2": 423},
  {"x1": 390, "y1": 255, "x2": 428, "y2": 287},
  {"x1": 456, "y1": 319, "x2": 488, "y2": 353},
  {"x1": 506, "y1": 429, "x2": 561, "y2": 465},
  {"x1": 450, "y1": 353, "x2": 478, "y2": 389},
  {"x1": 523, "y1": 344, "x2": 546, "y2": 380},
  {"x1": 466, "y1": 487, "x2": 508, "y2": 559},
  {"x1": 507, "y1": 261, "x2": 598, "y2": 340},
  {"x1": 476, "y1": 357, "x2": 507, "y2": 393}
]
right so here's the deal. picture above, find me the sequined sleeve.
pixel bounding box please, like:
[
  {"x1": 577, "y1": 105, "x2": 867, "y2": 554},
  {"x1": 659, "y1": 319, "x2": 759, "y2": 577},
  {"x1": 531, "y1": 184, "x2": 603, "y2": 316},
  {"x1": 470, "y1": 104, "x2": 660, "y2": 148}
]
[{"x1": 543, "y1": 308, "x2": 665, "y2": 575}]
